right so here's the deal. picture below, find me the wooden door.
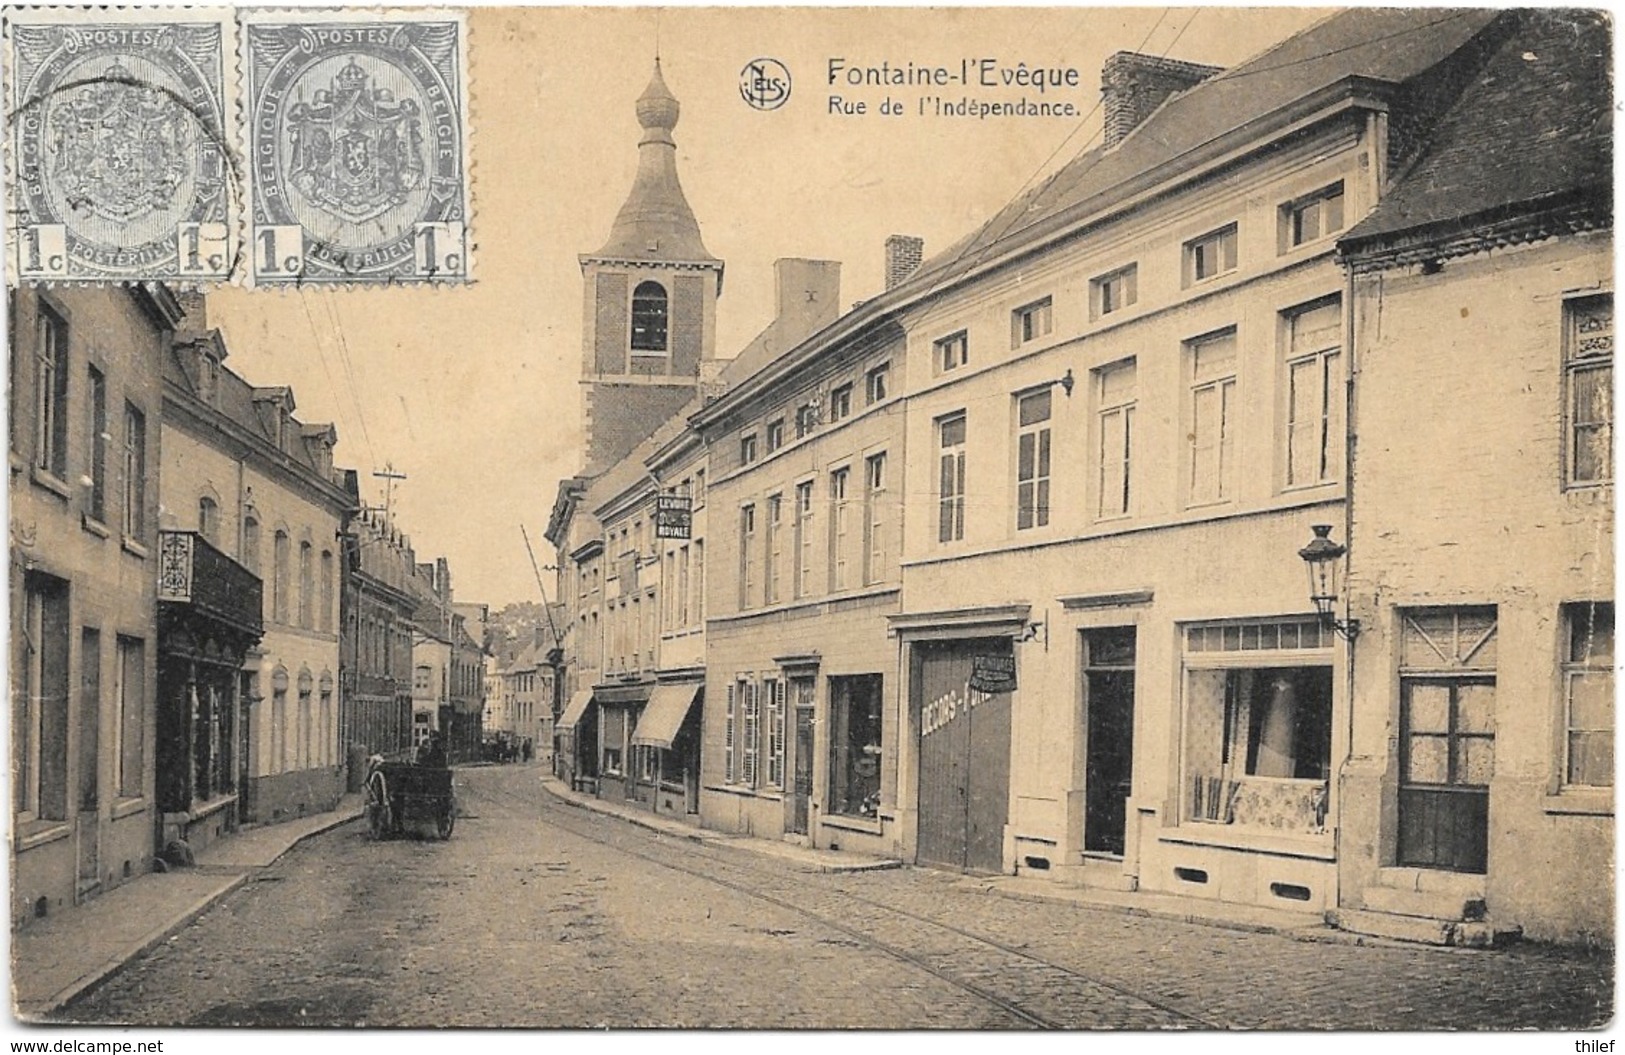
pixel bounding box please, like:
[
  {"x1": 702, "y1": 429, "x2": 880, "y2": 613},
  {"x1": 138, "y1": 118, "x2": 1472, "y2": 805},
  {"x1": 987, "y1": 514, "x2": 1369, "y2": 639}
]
[
  {"x1": 789, "y1": 681, "x2": 814, "y2": 834},
  {"x1": 914, "y1": 639, "x2": 1012, "y2": 873},
  {"x1": 1399, "y1": 677, "x2": 1494, "y2": 873},
  {"x1": 77, "y1": 628, "x2": 101, "y2": 893}
]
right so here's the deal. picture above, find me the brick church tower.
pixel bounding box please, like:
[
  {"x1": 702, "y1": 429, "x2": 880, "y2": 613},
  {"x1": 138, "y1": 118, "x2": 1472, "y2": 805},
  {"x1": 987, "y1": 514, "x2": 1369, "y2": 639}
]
[{"x1": 577, "y1": 60, "x2": 723, "y2": 475}]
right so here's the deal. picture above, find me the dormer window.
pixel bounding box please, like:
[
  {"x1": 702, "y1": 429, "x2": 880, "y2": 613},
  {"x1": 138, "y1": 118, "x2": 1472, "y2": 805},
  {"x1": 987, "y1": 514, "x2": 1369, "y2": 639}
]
[{"x1": 631, "y1": 281, "x2": 669, "y2": 353}]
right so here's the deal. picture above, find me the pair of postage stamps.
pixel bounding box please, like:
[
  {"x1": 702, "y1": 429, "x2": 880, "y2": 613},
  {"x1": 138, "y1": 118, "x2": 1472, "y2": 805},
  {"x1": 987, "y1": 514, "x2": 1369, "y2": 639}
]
[{"x1": 5, "y1": 8, "x2": 470, "y2": 286}]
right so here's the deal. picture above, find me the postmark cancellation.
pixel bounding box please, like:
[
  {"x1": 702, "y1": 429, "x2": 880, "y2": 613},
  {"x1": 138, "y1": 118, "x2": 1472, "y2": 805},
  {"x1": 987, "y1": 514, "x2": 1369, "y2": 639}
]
[
  {"x1": 6, "y1": 8, "x2": 237, "y2": 283},
  {"x1": 243, "y1": 11, "x2": 470, "y2": 286}
]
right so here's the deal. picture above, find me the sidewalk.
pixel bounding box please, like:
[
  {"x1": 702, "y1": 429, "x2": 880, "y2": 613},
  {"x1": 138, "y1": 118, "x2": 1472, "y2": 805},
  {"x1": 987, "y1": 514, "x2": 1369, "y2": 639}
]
[
  {"x1": 11, "y1": 793, "x2": 365, "y2": 1021},
  {"x1": 540, "y1": 775, "x2": 902, "y2": 874},
  {"x1": 539, "y1": 776, "x2": 1368, "y2": 946}
]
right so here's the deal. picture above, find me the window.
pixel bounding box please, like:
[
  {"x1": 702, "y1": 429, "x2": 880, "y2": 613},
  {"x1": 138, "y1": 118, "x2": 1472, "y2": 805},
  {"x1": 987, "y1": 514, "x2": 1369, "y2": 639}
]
[
  {"x1": 864, "y1": 453, "x2": 887, "y2": 585},
  {"x1": 865, "y1": 361, "x2": 890, "y2": 405},
  {"x1": 1096, "y1": 359, "x2": 1136, "y2": 518},
  {"x1": 937, "y1": 413, "x2": 967, "y2": 543},
  {"x1": 739, "y1": 504, "x2": 757, "y2": 609},
  {"x1": 765, "y1": 677, "x2": 785, "y2": 789},
  {"x1": 794, "y1": 480, "x2": 816, "y2": 598},
  {"x1": 1093, "y1": 265, "x2": 1138, "y2": 319},
  {"x1": 198, "y1": 496, "x2": 220, "y2": 543},
  {"x1": 86, "y1": 364, "x2": 106, "y2": 522},
  {"x1": 1015, "y1": 389, "x2": 1052, "y2": 530},
  {"x1": 320, "y1": 550, "x2": 334, "y2": 633},
  {"x1": 1282, "y1": 182, "x2": 1345, "y2": 249},
  {"x1": 121, "y1": 403, "x2": 146, "y2": 540},
  {"x1": 676, "y1": 546, "x2": 690, "y2": 628},
  {"x1": 1188, "y1": 330, "x2": 1238, "y2": 505},
  {"x1": 830, "y1": 383, "x2": 853, "y2": 422},
  {"x1": 1284, "y1": 298, "x2": 1343, "y2": 487},
  {"x1": 829, "y1": 674, "x2": 883, "y2": 818},
  {"x1": 693, "y1": 468, "x2": 705, "y2": 506},
  {"x1": 630, "y1": 281, "x2": 669, "y2": 353},
  {"x1": 829, "y1": 467, "x2": 851, "y2": 590},
  {"x1": 1565, "y1": 294, "x2": 1613, "y2": 486},
  {"x1": 765, "y1": 418, "x2": 785, "y2": 453},
  {"x1": 1011, "y1": 297, "x2": 1053, "y2": 348},
  {"x1": 740, "y1": 433, "x2": 758, "y2": 465},
  {"x1": 34, "y1": 305, "x2": 68, "y2": 479},
  {"x1": 764, "y1": 494, "x2": 783, "y2": 605},
  {"x1": 1183, "y1": 664, "x2": 1333, "y2": 832},
  {"x1": 936, "y1": 331, "x2": 968, "y2": 373},
  {"x1": 796, "y1": 401, "x2": 819, "y2": 439},
  {"x1": 742, "y1": 679, "x2": 761, "y2": 787},
  {"x1": 601, "y1": 706, "x2": 626, "y2": 776},
  {"x1": 17, "y1": 573, "x2": 70, "y2": 821},
  {"x1": 116, "y1": 636, "x2": 145, "y2": 799},
  {"x1": 1563, "y1": 602, "x2": 1613, "y2": 787},
  {"x1": 298, "y1": 541, "x2": 313, "y2": 628},
  {"x1": 1185, "y1": 224, "x2": 1238, "y2": 285},
  {"x1": 693, "y1": 539, "x2": 704, "y2": 622}
]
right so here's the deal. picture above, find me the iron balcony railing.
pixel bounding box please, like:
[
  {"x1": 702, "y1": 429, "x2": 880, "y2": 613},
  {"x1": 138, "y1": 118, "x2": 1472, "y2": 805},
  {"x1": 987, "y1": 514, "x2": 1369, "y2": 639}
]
[{"x1": 157, "y1": 530, "x2": 264, "y2": 638}]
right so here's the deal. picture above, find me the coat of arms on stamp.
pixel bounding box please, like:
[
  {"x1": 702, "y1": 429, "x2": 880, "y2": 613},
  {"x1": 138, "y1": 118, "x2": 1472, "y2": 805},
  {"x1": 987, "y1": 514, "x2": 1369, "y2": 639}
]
[
  {"x1": 244, "y1": 14, "x2": 470, "y2": 286},
  {"x1": 7, "y1": 14, "x2": 235, "y2": 282}
]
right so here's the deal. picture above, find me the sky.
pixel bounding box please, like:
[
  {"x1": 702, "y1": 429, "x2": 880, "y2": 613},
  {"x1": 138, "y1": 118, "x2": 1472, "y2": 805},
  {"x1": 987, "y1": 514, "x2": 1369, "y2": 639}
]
[{"x1": 208, "y1": 6, "x2": 1331, "y2": 608}]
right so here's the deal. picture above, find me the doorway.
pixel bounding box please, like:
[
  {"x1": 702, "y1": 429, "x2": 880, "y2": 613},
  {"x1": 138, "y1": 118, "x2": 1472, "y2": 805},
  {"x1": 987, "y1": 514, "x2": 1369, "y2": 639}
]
[
  {"x1": 1082, "y1": 627, "x2": 1135, "y2": 857},
  {"x1": 913, "y1": 638, "x2": 1012, "y2": 873},
  {"x1": 788, "y1": 677, "x2": 815, "y2": 835},
  {"x1": 77, "y1": 628, "x2": 101, "y2": 897}
]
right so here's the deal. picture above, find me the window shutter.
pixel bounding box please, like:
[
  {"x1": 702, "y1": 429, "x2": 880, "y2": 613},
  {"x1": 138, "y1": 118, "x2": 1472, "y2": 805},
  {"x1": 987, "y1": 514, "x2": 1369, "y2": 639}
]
[
  {"x1": 725, "y1": 682, "x2": 737, "y2": 783},
  {"x1": 770, "y1": 679, "x2": 787, "y2": 788},
  {"x1": 743, "y1": 680, "x2": 760, "y2": 787}
]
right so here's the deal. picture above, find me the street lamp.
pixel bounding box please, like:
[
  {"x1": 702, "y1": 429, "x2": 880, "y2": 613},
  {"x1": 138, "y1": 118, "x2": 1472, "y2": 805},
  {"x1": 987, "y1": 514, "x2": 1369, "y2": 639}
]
[{"x1": 1298, "y1": 524, "x2": 1359, "y2": 640}]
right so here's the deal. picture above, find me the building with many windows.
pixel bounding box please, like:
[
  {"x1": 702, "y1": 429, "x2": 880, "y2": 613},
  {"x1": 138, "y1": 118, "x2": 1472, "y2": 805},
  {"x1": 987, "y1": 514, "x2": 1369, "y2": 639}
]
[
  {"x1": 161, "y1": 297, "x2": 352, "y2": 836},
  {"x1": 1333, "y1": 9, "x2": 1612, "y2": 944},
  {"x1": 10, "y1": 285, "x2": 181, "y2": 927},
  {"x1": 338, "y1": 500, "x2": 417, "y2": 781},
  {"x1": 694, "y1": 255, "x2": 916, "y2": 851}
]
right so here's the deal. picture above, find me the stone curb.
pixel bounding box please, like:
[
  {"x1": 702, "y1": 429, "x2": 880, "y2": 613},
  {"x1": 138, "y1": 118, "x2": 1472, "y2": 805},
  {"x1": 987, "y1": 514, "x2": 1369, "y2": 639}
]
[
  {"x1": 538, "y1": 776, "x2": 902, "y2": 873},
  {"x1": 19, "y1": 804, "x2": 366, "y2": 1019}
]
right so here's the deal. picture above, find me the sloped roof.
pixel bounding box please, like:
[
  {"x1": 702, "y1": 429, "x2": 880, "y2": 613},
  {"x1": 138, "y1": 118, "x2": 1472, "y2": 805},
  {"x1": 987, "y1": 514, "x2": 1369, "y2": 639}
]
[
  {"x1": 1342, "y1": 8, "x2": 1611, "y2": 248},
  {"x1": 900, "y1": 8, "x2": 1502, "y2": 293}
]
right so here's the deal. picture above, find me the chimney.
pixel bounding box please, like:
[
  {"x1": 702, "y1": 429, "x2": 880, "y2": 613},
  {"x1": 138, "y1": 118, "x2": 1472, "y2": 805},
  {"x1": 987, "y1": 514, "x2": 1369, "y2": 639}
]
[
  {"x1": 773, "y1": 258, "x2": 841, "y2": 342},
  {"x1": 1101, "y1": 52, "x2": 1221, "y2": 148},
  {"x1": 884, "y1": 235, "x2": 924, "y2": 291},
  {"x1": 174, "y1": 289, "x2": 207, "y2": 328}
]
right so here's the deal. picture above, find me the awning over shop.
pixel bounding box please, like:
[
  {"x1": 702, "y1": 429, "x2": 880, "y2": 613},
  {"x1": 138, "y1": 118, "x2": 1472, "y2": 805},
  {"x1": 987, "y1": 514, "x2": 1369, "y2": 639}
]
[
  {"x1": 630, "y1": 683, "x2": 702, "y2": 750},
  {"x1": 556, "y1": 689, "x2": 596, "y2": 733}
]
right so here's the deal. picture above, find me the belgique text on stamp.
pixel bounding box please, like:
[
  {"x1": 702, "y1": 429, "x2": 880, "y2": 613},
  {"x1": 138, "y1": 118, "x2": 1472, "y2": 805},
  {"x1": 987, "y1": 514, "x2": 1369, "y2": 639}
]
[
  {"x1": 242, "y1": 10, "x2": 471, "y2": 286},
  {"x1": 6, "y1": 8, "x2": 237, "y2": 283}
]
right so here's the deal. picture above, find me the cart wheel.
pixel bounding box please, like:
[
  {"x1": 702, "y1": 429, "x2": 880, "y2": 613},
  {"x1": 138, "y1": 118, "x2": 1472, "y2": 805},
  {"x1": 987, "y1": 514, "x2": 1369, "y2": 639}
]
[
  {"x1": 366, "y1": 772, "x2": 392, "y2": 841},
  {"x1": 436, "y1": 805, "x2": 455, "y2": 840}
]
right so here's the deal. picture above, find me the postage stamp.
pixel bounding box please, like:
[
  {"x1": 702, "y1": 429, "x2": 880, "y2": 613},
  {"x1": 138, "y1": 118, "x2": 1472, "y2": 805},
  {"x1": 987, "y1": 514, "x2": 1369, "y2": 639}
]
[
  {"x1": 5, "y1": 9, "x2": 237, "y2": 283},
  {"x1": 242, "y1": 10, "x2": 471, "y2": 286}
]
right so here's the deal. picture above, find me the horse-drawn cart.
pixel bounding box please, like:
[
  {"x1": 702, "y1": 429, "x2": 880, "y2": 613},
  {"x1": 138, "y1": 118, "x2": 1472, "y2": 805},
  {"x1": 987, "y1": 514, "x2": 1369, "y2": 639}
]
[{"x1": 365, "y1": 759, "x2": 455, "y2": 840}]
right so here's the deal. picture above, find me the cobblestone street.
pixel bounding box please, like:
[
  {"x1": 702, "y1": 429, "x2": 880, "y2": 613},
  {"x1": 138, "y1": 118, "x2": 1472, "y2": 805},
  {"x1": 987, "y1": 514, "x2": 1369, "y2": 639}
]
[{"x1": 57, "y1": 765, "x2": 1612, "y2": 1029}]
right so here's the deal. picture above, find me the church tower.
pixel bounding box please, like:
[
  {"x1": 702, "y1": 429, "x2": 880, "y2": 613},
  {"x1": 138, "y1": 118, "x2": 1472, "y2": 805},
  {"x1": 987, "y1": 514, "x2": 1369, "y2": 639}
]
[{"x1": 578, "y1": 60, "x2": 724, "y2": 476}]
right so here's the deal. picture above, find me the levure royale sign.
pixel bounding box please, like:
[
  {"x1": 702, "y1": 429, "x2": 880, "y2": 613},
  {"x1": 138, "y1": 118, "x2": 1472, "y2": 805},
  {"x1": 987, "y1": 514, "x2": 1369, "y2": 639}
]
[{"x1": 654, "y1": 494, "x2": 693, "y2": 540}]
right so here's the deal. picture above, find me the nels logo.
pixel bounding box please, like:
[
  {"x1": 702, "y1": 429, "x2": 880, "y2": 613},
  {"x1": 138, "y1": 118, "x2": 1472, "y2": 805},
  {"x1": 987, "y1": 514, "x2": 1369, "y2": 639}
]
[
  {"x1": 739, "y1": 58, "x2": 790, "y2": 111},
  {"x1": 286, "y1": 57, "x2": 426, "y2": 224}
]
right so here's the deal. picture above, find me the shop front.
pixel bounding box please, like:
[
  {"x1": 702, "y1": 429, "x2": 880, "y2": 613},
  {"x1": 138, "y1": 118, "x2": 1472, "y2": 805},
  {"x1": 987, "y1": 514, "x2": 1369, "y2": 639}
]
[
  {"x1": 555, "y1": 688, "x2": 597, "y2": 791},
  {"x1": 591, "y1": 681, "x2": 652, "y2": 803},
  {"x1": 155, "y1": 530, "x2": 264, "y2": 855},
  {"x1": 1138, "y1": 615, "x2": 1340, "y2": 911},
  {"x1": 628, "y1": 678, "x2": 702, "y2": 818}
]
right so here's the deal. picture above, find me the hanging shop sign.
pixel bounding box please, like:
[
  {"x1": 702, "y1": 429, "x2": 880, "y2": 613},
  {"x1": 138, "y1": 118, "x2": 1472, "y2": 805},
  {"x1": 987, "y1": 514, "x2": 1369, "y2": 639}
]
[
  {"x1": 654, "y1": 494, "x2": 693, "y2": 539},
  {"x1": 968, "y1": 653, "x2": 1017, "y2": 694}
]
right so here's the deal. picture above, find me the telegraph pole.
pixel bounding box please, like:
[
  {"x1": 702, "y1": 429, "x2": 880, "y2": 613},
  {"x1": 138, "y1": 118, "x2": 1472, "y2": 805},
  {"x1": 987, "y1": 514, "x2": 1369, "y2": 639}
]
[{"x1": 372, "y1": 464, "x2": 407, "y2": 528}]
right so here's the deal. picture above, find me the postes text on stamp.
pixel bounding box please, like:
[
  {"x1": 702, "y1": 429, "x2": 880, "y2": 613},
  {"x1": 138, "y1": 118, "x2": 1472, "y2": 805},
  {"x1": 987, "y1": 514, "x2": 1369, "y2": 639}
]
[
  {"x1": 7, "y1": 11, "x2": 236, "y2": 283},
  {"x1": 243, "y1": 13, "x2": 470, "y2": 286}
]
